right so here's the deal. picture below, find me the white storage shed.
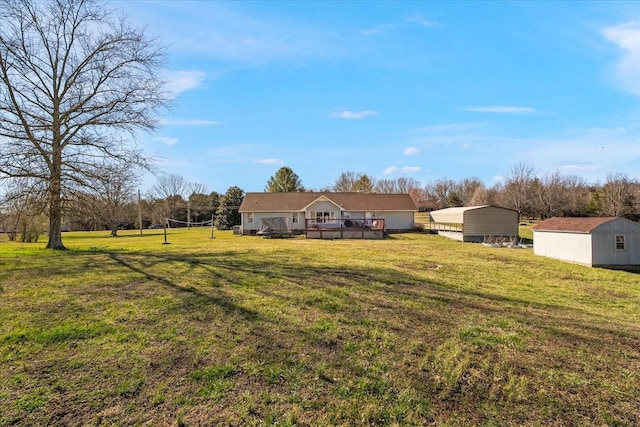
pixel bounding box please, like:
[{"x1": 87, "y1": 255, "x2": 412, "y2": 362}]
[
  {"x1": 533, "y1": 217, "x2": 640, "y2": 269},
  {"x1": 429, "y1": 206, "x2": 519, "y2": 242}
]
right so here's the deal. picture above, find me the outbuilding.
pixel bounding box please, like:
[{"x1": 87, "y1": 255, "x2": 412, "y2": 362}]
[
  {"x1": 533, "y1": 217, "x2": 640, "y2": 269},
  {"x1": 428, "y1": 205, "x2": 519, "y2": 242}
]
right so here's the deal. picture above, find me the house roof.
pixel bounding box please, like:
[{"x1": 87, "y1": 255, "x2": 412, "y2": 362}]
[
  {"x1": 239, "y1": 192, "x2": 417, "y2": 213},
  {"x1": 533, "y1": 217, "x2": 619, "y2": 233}
]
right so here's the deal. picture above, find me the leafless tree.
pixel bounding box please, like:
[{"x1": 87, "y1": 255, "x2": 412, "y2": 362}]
[
  {"x1": 189, "y1": 182, "x2": 209, "y2": 197},
  {"x1": 469, "y1": 185, "x2": 491, "y2": 206},
  {"x1": 332, "y1": 171, "x2": 375, "y2": 193},
  {"x1": 595, "y1": 173, "x2": 635, "y2": 218},
  {"x1": 332, "y1": 171, "x2": 358, "y2": 192},
  {"x1": 454, "y1": 177, "x2": 484, "y2": 206},
  {"x1": 501, "y1": 162, "x2": 538, "y2": 219},
  {"x1": 150, "y1": 174, "x2": 190, "y2": 200},
  {"x1": 0, "y1": 178, "x2": 47, "y2": 241},
  {"x1": 396, "y1": 177, "x2": 420, "y2": 194},
  {"x1": 149, "y1": 174, "x2": 189, "y2": 221},
  {"x1": 0, "y1": 0, "x2": 168, "y2": 249},
  {"x1": 375, "y1": 178, "x2": 397, "y2": 193},
  {"x1": 426, "y1": 178, "x2": 457, "y2": 208},
  {"x1": 74, "y1": 163, "x2": 140, "y2": 236},
  {"x1": 533, "y1": 172, "x2": 567, "y2": 219}
]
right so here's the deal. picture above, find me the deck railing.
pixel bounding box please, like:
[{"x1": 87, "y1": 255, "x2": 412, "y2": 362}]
[{"x1": 305, "y1": 218, "x2": 385, "y2": 231}]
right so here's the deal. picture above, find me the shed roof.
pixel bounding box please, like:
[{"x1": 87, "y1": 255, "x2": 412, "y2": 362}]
[
  {"x1": 239, "y1": 192, "x2": 417, "y2": 213},
  {"x1": 533, "y1": 217, "x2": 619, "y2": 233}
]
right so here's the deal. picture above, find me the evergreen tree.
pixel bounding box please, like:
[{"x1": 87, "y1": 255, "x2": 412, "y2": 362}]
[
  {"x1": 265, "y1": 167, "x2": 304, "y2": 192},
  {"x1": 215, "y1": 186, "x2": 244, "y2": 230}
]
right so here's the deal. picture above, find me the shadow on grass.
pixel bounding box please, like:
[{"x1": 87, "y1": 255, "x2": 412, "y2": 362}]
[
  {"x1": 5, "y1": 246, "x2": 640, "y2": 425},
  {"x1": 101, "y1": 249, "x2": 639, "y2": 354}
]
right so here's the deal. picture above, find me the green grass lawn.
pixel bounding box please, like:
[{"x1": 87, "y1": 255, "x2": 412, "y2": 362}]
[{"x1": 1, "y1": 229, "x2": 639, "y2": 425}]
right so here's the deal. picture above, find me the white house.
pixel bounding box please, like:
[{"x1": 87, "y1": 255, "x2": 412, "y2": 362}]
[
  {"x1": 533, "y1": 217, "x2": 640, "y2": 269},
  {"x1": 238, "y1": 192, "x2": 416, "y2": 238},
  {"x1": 428, "y1": 206, "x2": 520, "y2": 242}
]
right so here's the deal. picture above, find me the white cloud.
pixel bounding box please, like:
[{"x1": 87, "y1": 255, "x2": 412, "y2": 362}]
[
  {"x1": 403, "y1": 147, "x2": 420, "y2": 156},
  {"x1": 406, "y1": 14, "x2": 440, "y2": 28},
  {"x1": 163, "y1": 70, "x2": 206, "y2": 98},
  {"x1": 383, "y1": 166, "x2": 397, "y2": 174},
  {"x1": 160, "y1": 119, "x2": 221, "y2": 126},
  {"x1": 254, "y1": 158, "x2": 285, "y2": 165},
  {"x1": 361, "y1": 23, "x2": 398, "y2": 36},
  {"x1": 154, "y1": 136, "x2": 179, "y2": 146},
  {"x1": 463, "y1": 106, "x2": 538, "y2": 114},
  {"x1": 383, "y1": 166, "x2": 421, "y2": 175},
  {"x1": 601, "y1": 21, "x2": 640, "y2": 96},
  {"x1": 556, "y1": 161, "x2": 600, "y2": 171},
  {"x1": 461, "y1": 143, "x2": 473, "y2": 149},
  {"x1": 330, "y1": 110, "x2": 377, "y2": 119}
]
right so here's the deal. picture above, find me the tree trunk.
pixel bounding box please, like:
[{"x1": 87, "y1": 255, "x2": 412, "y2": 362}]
[
  {"x1": 111, "y1": 225, "x2": 118, "y2": 237},
  {"x1": 46, "y1": 188, "x2": 65, "y2": 250},
  {"x1": 46, "y1": 149, "x2": 66, "y2": 250}
]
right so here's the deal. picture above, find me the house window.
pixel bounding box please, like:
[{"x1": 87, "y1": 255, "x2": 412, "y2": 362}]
[
  {"x1": 247, "y1": 213, "x2": 254, "y2": 224},
  {"x1": 291, "y1": 212, "x2": 299, "y2": 224},
  {"x1": 313, "y1": 211, "x2": 336, "y2": 223},
  {"x1": 615, "y1": 235, "x2": 625, "y2": 251}
]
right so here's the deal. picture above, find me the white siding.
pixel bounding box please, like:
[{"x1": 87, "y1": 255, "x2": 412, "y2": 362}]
[
  {"x1": 533, "y1": 231, "x2": 593, "y2": 266},
  {"x1": 591, "y1": 219, "x2": 640, "y2": 266},
  {"x1": 242, "y1": 212, "x2": 305, "y2": 232},
  {"x1": 381, "y1": 211, "x2": 415, "y2": 230}
]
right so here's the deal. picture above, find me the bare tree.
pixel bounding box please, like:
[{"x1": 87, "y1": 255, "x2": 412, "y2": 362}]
[
  {"x1": 76, "y1": 163, "x2": 140, "y2": 236},
  {"x1": 501, "y1": 162, "x2": 538, "y2": 219},
  {"x1": 151, "y1": 174, "x2": 190, "y2": 200},
  {"x1": 594, "y1": 173, "x2": 635, "y2": 218},
  {"x1": 533, "y1": 172, "x2": 568, "y2": 219},
  {"x1": 396, "y1": 177, "x2": 420, "y2": 194},
  {"x1": 149, "y1": 174, "x2": 189, "y2": 221},
  {"x1": 0, "y1": 178, "x2": 47, "y2": 241},
  {"x1": 0, "y1": 0, "x2": 168, "y2": 249},
  {"x1": 454, "y1": 177, "x2": 484, "y2": 206},
  {"x1": 375, "y1": 178, "x2": 397, "y2": 193},
  {"x1": 426, "y1": 178, "x2": 457, "y2": 208},
  {"x1": 332, "y1": 171, "x2": 358, "y2": 192}
]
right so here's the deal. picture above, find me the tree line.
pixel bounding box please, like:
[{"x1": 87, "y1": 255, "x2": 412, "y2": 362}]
[
  {"x1": 2, "y1": 163, "x2": 638, "y2": 244},
  {"x1": 264, "y1": 165, "x2": 640, "y2": 221}
]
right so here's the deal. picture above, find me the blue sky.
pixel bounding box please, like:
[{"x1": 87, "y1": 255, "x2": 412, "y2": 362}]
[{"x1": 115, "y1": 1, "x2": 640, "y2": 194}]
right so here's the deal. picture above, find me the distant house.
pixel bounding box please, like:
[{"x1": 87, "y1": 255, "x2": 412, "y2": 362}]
[
  {"x1": 533, "y1": 217, "x2": 640, "y2": 269},
  {"x1": 238, "y1": 192, "x2": 416, "y2": 239},
  {"x1": 429, "y1": 206, "x2": 519, "y2": 242}
]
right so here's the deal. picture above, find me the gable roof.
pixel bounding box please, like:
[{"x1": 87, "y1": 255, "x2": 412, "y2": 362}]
[
  {"x1": 239, "y1": 192, "x2": 417, "y2": 213},
  {"x1": 533, "y1": 217, "x2": 619, "y2": 233}
]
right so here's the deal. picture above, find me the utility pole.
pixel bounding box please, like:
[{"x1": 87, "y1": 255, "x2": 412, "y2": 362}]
[{"x1": 138, "y1": 189, "x2": 143, "y2": 237}]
